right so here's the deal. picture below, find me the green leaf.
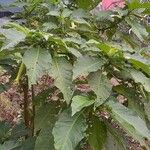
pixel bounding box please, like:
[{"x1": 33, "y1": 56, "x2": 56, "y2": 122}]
[
  {"x1": 127, "y1": 1, "x2": 150, "y2": 10},
  {"x1": 103, "y1": 131, "x2": 127, "y2": 150},
  {"x1": 22, "y1": 47, "x2": 52, "y2": 87},
  {"x1": 0, "y1": 121, "x2": 11, "y2": 143},
  {"x1": 106, "y1": 100, "x2": 150, "y2": 147},
  {"x1": 35, "y1": 128, "x2": 54, "y2": 150},
  {"x1": 0, "y1": 84, "x2": 8, "y2": 94},
  {"x1": 67, "y1": 47, "x2": 82, "y2": 58},
  {"x1": 51, "y1": 57, "x2": 73, "y2": 104},
  {"x1": 34, "y1": 103, "x2": 58, "y2": 131},
  {"x1": 113, "y1": 85, "x2": 146, "y2": 120},
  {"x1": 34, "y1": 103, "x2": 59, "y2": 150},
  {"x1": 125, "y1": 54, "x2": 150, "y2": 76},
  {"x1": 71, "y1": 95, "x2": 95, "y2": 116},
  {"x1": 73, "y1": 56, "x2": 106, "y2": 79},
  {"x1": 73, "y1": 18, "x2": 91, "y2": 27},
  {"x1": 47, "y1": 9, "x2": 61, "y2": 17},
  {"x1": 103, "y1": 123, "x2": 128, "y2": 150},
  {"x1": 0, "y1": 28, "x2": 26, "y2": 50},
  {"x1": 52, "y1": 109, "x2": 87, "y2": 150},
  {"x1": 144, "y1": 101, "x2": 150, "y2": 122},
  {"x1": 125, "y1": 18, "x2": 148, "y2": 42},
  {"x1": 75, "y1": 0, "x2": 100, "y2": 10},
  {"x1": 88, "y1": 116, "x2": 107, "y2": 150},
  {"x1": 11, "y1": 123, "x2": 30, "y2": 139},
  {"x1": 61, "y1": 8, "x2": 72, "y2": 18},
  {"x1": 20, "y1": 137, "x2": 36, "y2": 150},
  {"x1": 130, "y1": 69, "x2": 150, "y2": 92},
  {"x1": 0, "y1": 141, "x2": 20, "y2": 150},
  {"x1": 88, "y1": 70, "x2": 112, "y2": 107},
  {"x1": 42, "y1": 22, "x2": 58, "y2": 31},
  {"x1": 33, "y1": 87, "x2": 56, "y2": 106}
]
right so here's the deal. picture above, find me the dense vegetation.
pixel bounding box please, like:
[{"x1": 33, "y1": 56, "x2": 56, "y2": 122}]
[{"x1": 0, "y1": 0, "x2": 150, "y2": 149}]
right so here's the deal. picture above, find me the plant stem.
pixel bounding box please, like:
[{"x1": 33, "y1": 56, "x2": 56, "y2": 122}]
[
  {"x1": 22, "y1": 77, "x2": 30, "y2": 132},
  {"x1": 15, "y1": 63, "x2": 25, "y2": 84},
  {"x1": 31, "y1": 85, "x2": 35, "y2": 136}
]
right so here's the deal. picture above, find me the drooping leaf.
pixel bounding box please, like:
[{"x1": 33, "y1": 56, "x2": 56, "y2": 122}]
[
  {"x1": 88, "y1": 70, "x2": 112, "y2": 107},
  {"x1": 125, "y1": 18, "x2": 148, "y2": 41},
  {"x1": 73, "y1": 56, "x2": 106, "y2": 79},
  {"x1": 34, "y1": 103, "x2": 59, "y2": 150},
  {"x1": 52, "y1": 109, "x2": 87, "y2": 150},
  {"x1": 51, "y1": 57, "x2": 73, "y2": 104},
  {"x1": 106, "y1": 100, "x2": 150, "y2": 147},
  {"x1": 125, "y1": 54, "x2": 150, "y2": 76},
  {"x1": 103, "y1": 131, "x2": 127, "y2": 150},
  {"x1": 130, "y1": 69, "x2": 150, "y2": 92},
  {"x1": 103, "y1": 122, "x2": 128, "y2": 150},
  {"x1": 22, "y1": 47, "x2": 52, "y2": 86},
  {"x1": 71, "y1": 95, "x2": 95, "y2": 116},
  {"x1": 88, "y1": 116, "x2": 107, "y2": 150},
  {"x1": 0, "y1": 28, "x2": 26, "y2": 50},
  {"x1": 67, "y1": 47, "x2": 82, "y2": 58},
  {"x1": 113, "y1": 85, "x2": 146, "y2": 120}
]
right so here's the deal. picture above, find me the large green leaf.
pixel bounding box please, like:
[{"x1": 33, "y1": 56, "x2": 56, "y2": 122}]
[
  {"x1": 51, "y1": 57, "x2": 73, "y2": 104},
  {"x1": 106, "y1": 100, "x2": 150, "y2": 148},
  {"x1": 88, "y1": 70, "x2": 112, "y2": 107},
  {"x1": 130, "y1": 69, "x2": 150, "y2": 92},
  {"x1": 71, "y1": 95, "x2": 95, "y2": 116},
  {"x1": 0, "y1": 28, "x2": 26, "y2": 50},
  {"x1": 113, "y1": 85, "x2": 146, "y2": 120},
  {"x1": 34, "y1": 103, "x2": 59, "y2": 150},
  {"x1": 34, "y1": 103, "x2": 58, "y2": 131},
  {"x1": 88, "y1": 116, "x2": 107, "y2": 150},
  {"x1": 73, "y1": 56, "x2": 106, "y2": 79},
  {"x1": 23, "y1": 47, "x2": 52, "y2": 87},
  {"x1": 52, "y1": 109, "x2": 87, "y2": 150}
]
